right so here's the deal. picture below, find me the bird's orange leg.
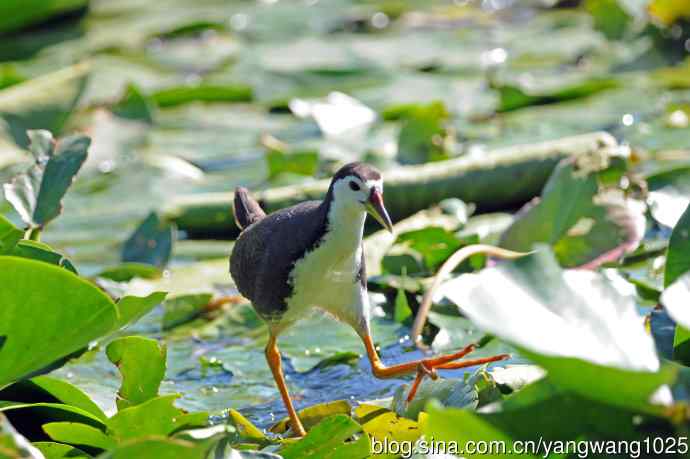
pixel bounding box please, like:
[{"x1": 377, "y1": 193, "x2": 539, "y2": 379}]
[
  {"x1": 362, "y1": 334, "x2": 509, "y2": 402},
  {"x1": 265, "y1": 335, "x2": 306, "y2": 437}
]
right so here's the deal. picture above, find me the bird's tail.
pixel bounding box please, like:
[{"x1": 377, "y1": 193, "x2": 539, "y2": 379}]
[{"x1": 233, "y1": 187, "x2": 267, "y2": 230}]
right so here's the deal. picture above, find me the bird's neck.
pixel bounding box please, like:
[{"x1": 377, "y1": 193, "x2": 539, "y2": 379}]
[{"x1": 322, "y1": 197, "x2": 367, "y2": 252}]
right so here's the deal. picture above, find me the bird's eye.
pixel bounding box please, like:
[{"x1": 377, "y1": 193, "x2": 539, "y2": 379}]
[{"x1": 349, "y1": 181, "x2": 360, "y2": 191}]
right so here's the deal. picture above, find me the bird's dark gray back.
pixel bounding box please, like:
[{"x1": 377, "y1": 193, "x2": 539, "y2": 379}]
[{"x1": 230, "y1": 200, "x2": 328, "y2": 320}]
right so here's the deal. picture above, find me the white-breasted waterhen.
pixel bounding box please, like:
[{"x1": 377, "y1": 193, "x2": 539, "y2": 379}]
[{"x1": 230, "y1": 162, "x2": 514, "y2": 437}]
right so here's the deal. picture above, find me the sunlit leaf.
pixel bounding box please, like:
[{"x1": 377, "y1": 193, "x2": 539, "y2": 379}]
[
  {"x1": 106, "y1": 395, "x2": 207, "y2": 442},
  {"x1": 397, "y1": 101, "x2": 449, "y2": 165},
  {"x1": 269, "y1": 400, "x2": 351, "y2": 435},
  {"x1": 33, "y1": 441, "x2": 90, "y2": 459},
  {"x1": 162, "y1": 293, "x2": 213, "y2": 330},
  {"x1": 43, "y1": 422, "x2": 116, "y2": 451},
  {"x1": 0, "y1": 215, "x2": 21, "y2": 254},
  {"x1": 279, "y1": 415, "x2": 369, "y2": 459},
  {"x1": 106, "y1": 337, "x2": 166, "y2": 410},
  {"x1": 0, "y1": 257, "x2": 117, "y2": 389}
]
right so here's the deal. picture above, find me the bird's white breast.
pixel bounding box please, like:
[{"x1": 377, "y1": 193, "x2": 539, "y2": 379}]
[{"x1": 284, "y1": 205, "x2": 368, "y2": 331}]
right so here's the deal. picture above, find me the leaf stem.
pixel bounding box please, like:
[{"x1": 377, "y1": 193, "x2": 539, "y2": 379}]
[{"x1": 26, "y1": 227, "x2": 41, "y2": 241}]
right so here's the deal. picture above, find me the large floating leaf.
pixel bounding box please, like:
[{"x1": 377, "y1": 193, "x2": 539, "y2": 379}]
[
  {"x1": 0, "y1": 256, "x2": 163, "y2": 389},
  {"x1": 500, "y1": 156, "x2": 644, "y2": 268},
  {"x1": 106, "y1": 337, "x2": 166, "y2": 411},
  {"x1": 0, "y1": 257, "x2": 117, "y2": 389},
  {"x1": 440, "y1": 249, "x2": 673, "y2": 408},
  {"x1": 425, "y1": 383, "x2": 678, "y2": 459},
  {"x1": 279, "y1": 415, "x2": 369, "y2": 459},
  {"x1": 2, "y1": 130, "x2": 89, "y2": 228}
]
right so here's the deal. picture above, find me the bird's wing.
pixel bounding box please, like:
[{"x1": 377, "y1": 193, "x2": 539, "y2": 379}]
[{"x1": 233, "y1": 187, "x2": 267, "y2": 230}]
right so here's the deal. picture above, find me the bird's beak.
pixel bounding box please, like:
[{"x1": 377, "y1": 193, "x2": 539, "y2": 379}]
[{"x1": 366, "y1": 188, "x2": 393, "y2": 233}]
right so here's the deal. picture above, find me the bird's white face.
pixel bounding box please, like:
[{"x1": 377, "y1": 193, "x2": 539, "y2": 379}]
[
  {"x1": 332, "y1": 175, "x2": 382, "y2": 207},
  {"x1": 331, "y1": 175, "x2": 392, "y2": 232}
]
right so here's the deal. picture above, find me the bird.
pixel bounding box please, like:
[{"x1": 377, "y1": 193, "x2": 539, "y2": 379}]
[{"x1": 230, "y1": 162, "x2": 511, "y2": 437}]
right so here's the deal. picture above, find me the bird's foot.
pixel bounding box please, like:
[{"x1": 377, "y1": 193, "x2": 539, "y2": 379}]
[{"x1": 405, "y1": 345, "x2": 510, "y2": 403}]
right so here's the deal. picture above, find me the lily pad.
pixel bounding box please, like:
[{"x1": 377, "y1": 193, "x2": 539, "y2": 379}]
[{"x1": 440, "y1": 249, "x2": 672, "y2": 408}]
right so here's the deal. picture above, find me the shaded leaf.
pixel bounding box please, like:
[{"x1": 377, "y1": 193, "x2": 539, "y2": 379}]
[
  {"x1": 2, "y1": 131, "x2": 89, "y2": 228},
  {"x1": 0, "y1": 413, "x2": 43, "y2": 459},
  {"x1": 500, "y1": 157, "x2": 644, "y2": 268},
  {"x1": 106, "y1": 337, "x2": 166, "y2": 410},
  {"x1": 441, "y1": 249, "x2": 673, "y2": 408},
  {"x1": 112, "y1": 84, "x2": 154, "y2": 123},
  {"x1": 661, "y1": 273, "x2": 690, "y2": 364},
  {"x1": 96, "y1": 263, "x2": 162, "y2": 282},
  {"x1": 0, "y1": 63, "x2": 88, "y2": 148},
  {"x1": 96, "y1": 437, "x2": 205, "y2": 459},
  {"x1": 0, "y1": 376, "x2": 106, "y2": 422},
  {"x1": 664, "y1": 202, "x2": 690, "y2": 287},
  {"x1": 162, "y1": 293, "x2": 213, "y2": 331},
  {"x1": 121, "y1": 212, "x2": 175, "y2": 268},
  {"x1": 10, "y1": 240, "x2": 77, "y2": 274}
]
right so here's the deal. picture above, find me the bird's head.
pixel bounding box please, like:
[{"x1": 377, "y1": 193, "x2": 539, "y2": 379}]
[{"x1": 328, "y1": 162, "x2": 393, "y2": 233}]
